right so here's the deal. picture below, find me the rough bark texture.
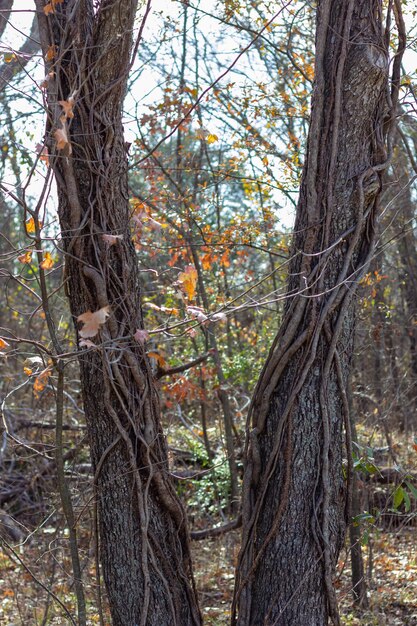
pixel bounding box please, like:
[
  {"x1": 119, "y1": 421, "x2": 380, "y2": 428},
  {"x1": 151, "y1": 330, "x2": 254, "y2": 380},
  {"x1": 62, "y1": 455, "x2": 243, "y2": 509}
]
[
  {"x1": 233, "y1": 1, "x2": 403, "y2": 625},
  {"x1": 35, "y1": 2, "x2": 201, "y2": 624}
]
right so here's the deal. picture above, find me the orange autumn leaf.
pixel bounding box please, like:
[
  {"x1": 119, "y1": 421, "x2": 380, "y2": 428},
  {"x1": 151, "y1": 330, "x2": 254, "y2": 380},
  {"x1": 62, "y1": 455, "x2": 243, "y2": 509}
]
[
  {"x1": 58, "y1": 96, "x2": 75, "y2": 119},
  {"x1": 201, "y1": 253, "x2": 212, "y2": 270},
  {"x1": 46, "y1": 45, "x2": 56, "y2": 61},
  {"x1": 33, "y1": 367, "x2": 52, "y2": 396},
  {"x1": 4, "y1": 53, "x2": 16, "y2": 63},
  {"x1": 147, "y1": 352, "x2": 167, "y2": 368},
  {"x1": 54, "y1": 122, "x2": 71, "y2": 153},
  {"x1": 44, "y1": 0, "x2": 64, "y2": 15},
  {"x1": 77, "y1": 306, "x2": 111, "y2": 339},
  {"x1": 0, "y1": 338, "x2": 10, "y2": 349},
  {"x1": 18, "y1": 250, "x2": 33, "y2": 264},
  {"x1": 24, "y1": 366, "x2": 33, "y2": 376},
  {"x1": 40, "y1": 251, "x2": 54, "y2": 270},
  {"x1": 177, "y1": 265, "x2": 198, "y2": 301}
]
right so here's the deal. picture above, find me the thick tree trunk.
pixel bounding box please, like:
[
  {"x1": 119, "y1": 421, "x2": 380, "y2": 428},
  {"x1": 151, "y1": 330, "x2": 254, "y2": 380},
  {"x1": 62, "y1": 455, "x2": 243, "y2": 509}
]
[
  {"x1": 233, "y1": 1, "x2": 403, "y2": 625},
  {"x1": 35, "y1": 2, "x2": 201, "y2": 624}
]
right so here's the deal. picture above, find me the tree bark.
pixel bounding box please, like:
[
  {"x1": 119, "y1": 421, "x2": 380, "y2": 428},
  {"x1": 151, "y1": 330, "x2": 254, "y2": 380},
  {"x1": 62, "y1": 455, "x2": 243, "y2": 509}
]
[
  {"x1": 233, "y1": 1, "x2": 403, "y2": 625},
  {"x1": 35, "y1": 2, "x2": 201, "y2": 624}
]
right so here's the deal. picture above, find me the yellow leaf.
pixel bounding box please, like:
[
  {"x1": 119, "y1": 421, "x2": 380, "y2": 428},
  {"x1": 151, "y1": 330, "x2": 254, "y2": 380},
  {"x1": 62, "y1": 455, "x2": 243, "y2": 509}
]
[
  {"x1": 4, "y1": 53, "x2": 16, "y2": 63},
  {"x1": 24, "y1": 367, "x2": 32, "y2": 376},
  {"x1": 77, "y1": 306, "x2": 111, "y2": 339},
  {"x1": 207, "y1": 133, "x2": 218, "y2": 144},
  {"x1": 40, "y1": 251, "x2": 54, "y2": 270},
  {"x1": 25, "y1": 217, "x2": 43, "y2": 233},
  {"x1": 18, "y1": 250, "x2": 33, "y2": 264},
  {"x1": 177, "y1": 265, "x2": 198, "y2": 301}
]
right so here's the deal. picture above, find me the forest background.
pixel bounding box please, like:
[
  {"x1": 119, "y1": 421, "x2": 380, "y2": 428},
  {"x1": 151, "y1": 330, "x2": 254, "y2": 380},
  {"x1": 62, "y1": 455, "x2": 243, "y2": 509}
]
[{"x1": 0, "y1": 0, "x2": 417, "y2": 624}]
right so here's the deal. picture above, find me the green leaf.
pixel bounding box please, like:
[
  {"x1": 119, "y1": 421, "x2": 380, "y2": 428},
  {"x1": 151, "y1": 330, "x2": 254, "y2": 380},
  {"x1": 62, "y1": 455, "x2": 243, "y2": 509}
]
[
  {"x1": 393, "y1": 485, "x2": 404, "y2": 510},
  {"x1": 403, "y1": 489, "x2": 411, "y2": 513},
  {"x1": 363, "y1": 461, "x2": 378, "y2": 475},
  {"x1": 405, "y1": 480, "x2": 417, "y2": 500},
  {"x1": 352, "y1": 512, "x2": 376, "y2": 526}
]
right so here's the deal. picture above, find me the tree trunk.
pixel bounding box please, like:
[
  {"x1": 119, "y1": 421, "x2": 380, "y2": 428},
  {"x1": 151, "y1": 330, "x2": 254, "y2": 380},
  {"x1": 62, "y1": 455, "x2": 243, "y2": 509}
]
[
  {"x1": 35, "y1": 2, "x2": 201, "y2": 624},
  {"x1": 233, "y1": 1, "x2": 403, "y2": 625}
]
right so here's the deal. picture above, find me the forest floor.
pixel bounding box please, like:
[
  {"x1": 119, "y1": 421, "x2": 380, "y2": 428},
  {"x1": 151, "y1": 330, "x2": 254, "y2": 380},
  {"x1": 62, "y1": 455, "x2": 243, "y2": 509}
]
[
  {"x1": 192, "y1": 526, "x2": 417, "y2": 626},
  {"x1": 1, "y1": 426, "x2": 416, "y2": 624},
  {"x1": 0, "y1": 524, "x2": 415, "y2": 625}
]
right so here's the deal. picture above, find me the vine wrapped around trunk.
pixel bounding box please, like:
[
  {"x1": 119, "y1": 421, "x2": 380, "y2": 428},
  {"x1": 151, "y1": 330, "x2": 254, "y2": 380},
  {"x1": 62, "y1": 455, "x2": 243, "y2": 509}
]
[
  {"x1": 233, "y1": 1, "x2": 405, "y2": 625},
  {"x1": 35, "y1": 1, "x2": 202, "y2": 624}
]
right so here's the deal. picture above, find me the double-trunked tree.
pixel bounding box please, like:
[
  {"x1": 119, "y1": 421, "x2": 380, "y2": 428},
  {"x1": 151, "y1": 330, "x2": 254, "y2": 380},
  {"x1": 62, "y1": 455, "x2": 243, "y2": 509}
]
[{"x1": 34, "y1": 0, "x2": 404, "y2": 625}]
